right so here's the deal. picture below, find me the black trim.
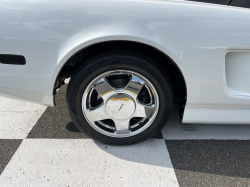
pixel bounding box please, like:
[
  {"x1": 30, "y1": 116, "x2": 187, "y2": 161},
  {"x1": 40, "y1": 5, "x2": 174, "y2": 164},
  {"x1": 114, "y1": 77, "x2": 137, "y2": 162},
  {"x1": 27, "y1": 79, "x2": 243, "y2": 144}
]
[
  {"x1": 187, "y1": 0, "x2": 231, "y2": 5},
  {"x1": 227, "y1": 0, "x2": 234, "y2": 5},
  {"x1": 230, "y1": 0, "x2": 250, "y2": 8},
  {"x1": 0, "y1": 55, "x2": 26, "y2": 65}
]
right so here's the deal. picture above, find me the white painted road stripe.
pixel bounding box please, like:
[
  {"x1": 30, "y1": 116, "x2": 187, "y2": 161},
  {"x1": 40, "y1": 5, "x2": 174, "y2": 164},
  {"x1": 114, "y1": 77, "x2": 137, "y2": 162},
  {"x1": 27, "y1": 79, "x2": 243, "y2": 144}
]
[
  {"x1": 0, "y1": 139, "x2": 179, "y2": 187},
  {"x1": 162, "y1": 108, "x2": 250, "y2": 140},
  {"x1": 0, "y1": 96, "x2": 46, "y2": 139}
]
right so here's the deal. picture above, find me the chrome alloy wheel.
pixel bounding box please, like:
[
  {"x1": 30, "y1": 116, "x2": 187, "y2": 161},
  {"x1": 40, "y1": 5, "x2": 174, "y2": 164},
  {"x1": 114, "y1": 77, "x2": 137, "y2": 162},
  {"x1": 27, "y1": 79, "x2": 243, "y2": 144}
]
[{"x1": 82, "y1": 70, "x2": 159, "y2": 138}]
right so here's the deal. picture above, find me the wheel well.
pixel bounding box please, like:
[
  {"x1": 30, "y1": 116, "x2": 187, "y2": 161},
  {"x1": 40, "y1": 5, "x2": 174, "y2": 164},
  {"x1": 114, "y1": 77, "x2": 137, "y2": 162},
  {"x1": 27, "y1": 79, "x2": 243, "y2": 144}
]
[{"x1": 55, "y1": 41, "x2": 187, "y2": 117}]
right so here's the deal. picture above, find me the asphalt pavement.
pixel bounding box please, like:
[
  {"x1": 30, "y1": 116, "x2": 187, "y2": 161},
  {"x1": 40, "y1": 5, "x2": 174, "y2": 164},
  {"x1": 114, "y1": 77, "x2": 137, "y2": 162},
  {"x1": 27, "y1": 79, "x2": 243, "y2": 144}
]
[{"x1": 1, "y1": 84, "x2": 250, "y2": 187}]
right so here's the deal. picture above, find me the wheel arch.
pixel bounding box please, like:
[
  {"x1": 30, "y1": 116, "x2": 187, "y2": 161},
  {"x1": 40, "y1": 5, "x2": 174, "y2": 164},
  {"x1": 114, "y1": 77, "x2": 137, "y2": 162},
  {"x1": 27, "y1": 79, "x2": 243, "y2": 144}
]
[{"x1": 54, "y1": 40, "x2": 187, "y2": 117}]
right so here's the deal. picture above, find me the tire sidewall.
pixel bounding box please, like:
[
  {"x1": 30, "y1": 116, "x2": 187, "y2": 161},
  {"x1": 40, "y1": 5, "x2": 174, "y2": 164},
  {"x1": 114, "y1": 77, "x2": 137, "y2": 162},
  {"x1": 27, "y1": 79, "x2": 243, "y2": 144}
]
[{"x1": 67, "y1": 54, "x2": 173, "y2": 144}]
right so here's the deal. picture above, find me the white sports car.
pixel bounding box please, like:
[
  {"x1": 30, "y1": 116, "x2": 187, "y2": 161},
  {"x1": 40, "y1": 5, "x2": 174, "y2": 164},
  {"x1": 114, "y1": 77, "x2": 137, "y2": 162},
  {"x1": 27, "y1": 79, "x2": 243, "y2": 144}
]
[{"x1": 0, "y1": 0, "x2": 250, "y2": 144}]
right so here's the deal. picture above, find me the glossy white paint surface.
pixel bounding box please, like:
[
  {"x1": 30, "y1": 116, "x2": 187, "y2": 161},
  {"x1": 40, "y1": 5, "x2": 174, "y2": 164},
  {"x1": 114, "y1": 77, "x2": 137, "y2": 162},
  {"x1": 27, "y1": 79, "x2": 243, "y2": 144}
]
[{"x1": 1, "y1": 0, "x2": 250, "y2": 123}]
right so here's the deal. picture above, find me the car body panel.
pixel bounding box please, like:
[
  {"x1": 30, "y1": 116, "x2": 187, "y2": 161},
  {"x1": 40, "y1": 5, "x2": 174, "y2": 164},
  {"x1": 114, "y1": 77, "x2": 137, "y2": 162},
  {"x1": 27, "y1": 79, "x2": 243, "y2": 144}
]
[{"x1": 1, "y1": 0, "x2": 250, "y2": 123}]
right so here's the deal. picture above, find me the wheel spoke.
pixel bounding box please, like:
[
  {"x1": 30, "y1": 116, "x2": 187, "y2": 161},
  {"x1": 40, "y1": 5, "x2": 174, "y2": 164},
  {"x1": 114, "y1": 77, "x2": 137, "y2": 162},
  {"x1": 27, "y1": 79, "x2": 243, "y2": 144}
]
[
  {"x1": 87, "y1": 105, "x2": 110, "y2": 121},
  {"x1": 82, "y1": 70, "x2": 159, "y2": 138},
  {"x1": 114, "y1": 119, "x2": 130, "y2": 134},
  {"x1": 94, "y1": 78, "x2": 115, "y2": 101},
  {"x1": 133, "y1": 103, "x2": 155, "y2": 118},
  {"x1": 124, "y1": 75, "x2": 145, "y2": 99}
]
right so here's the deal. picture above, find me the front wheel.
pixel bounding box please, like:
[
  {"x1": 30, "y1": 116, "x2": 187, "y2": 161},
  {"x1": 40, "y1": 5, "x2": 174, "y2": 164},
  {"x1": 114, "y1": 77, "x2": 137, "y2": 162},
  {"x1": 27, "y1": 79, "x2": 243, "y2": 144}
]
[{"x1": 67, "y1": 51, "x2": 173, "y2": 145}]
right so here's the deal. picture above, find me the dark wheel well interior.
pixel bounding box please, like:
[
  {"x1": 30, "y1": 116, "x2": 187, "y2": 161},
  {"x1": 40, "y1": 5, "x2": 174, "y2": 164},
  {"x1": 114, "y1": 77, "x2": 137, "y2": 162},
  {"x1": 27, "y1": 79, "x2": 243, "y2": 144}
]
[{"x1": 55, "y1": 41, "x2": 187, "y2": 118}]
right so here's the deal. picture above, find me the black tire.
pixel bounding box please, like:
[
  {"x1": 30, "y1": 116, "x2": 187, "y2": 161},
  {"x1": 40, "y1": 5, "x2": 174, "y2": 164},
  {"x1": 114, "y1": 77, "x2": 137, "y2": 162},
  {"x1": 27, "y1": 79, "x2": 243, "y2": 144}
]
[{"x1": 67, "y1": 51, "x2": 174, "y2": 145}]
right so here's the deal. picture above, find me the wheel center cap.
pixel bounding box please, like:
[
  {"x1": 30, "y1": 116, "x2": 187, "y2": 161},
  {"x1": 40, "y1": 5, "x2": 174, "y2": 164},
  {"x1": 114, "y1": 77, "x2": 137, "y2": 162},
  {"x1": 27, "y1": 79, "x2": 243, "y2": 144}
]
[{"x1": 106, "y1": 94, "x2": 135, "y2": 120}]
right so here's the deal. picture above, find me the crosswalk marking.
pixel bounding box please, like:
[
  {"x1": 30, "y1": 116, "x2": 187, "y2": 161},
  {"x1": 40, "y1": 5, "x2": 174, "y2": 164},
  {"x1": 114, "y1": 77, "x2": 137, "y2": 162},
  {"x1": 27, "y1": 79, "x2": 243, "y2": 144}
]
[
  {"x1": 0, "y1": 139, "x2": 179, "y2": 187},
  {"x1": 1, "y1": 92, "x2": 250, "y2": 186},
  {"x1": 0, "y1": 97, "x2": 46, "y2": 139}
]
